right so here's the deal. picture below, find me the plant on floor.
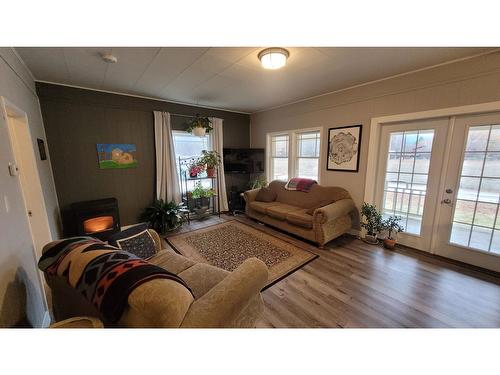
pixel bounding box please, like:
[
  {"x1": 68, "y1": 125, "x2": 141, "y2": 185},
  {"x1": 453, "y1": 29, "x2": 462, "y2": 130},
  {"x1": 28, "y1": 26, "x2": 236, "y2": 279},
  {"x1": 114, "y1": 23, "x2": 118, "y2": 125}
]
[
  {"x1": 197, "y1": 150, "x2": 221, "y2": 177},
  {"x1": 141, "y1": 199, "x2": 186, "y2": 234},
  {"x1": 360, "y1": 202, "x2": 383, "y2": 244},
  {"x1": 382, "y1": 215, "x2": 404, "y2": 249},
  {"x1": 186, "y1": 115, "x2": 213, "y2": 136},
  {"x1": 249, "y1": 175, "x2": 267, "y2": 189}
]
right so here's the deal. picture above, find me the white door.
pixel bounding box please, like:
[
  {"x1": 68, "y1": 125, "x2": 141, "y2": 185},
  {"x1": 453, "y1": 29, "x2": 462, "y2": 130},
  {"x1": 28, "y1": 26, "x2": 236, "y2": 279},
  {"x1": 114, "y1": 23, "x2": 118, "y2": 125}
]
[
  {"x1": 433, "y1": 112, "x2": 500, "y2": 272},
  {"x1": 375, "y1": 118, "x2": 449, "y2": 251}
]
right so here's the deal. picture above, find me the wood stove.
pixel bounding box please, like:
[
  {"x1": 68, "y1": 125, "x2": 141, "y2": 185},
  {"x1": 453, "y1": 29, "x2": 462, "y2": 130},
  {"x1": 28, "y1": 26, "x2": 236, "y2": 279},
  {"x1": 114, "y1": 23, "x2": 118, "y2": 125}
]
[{"x1": 70, "y1": 198, "x2": 120, "y2": 240}]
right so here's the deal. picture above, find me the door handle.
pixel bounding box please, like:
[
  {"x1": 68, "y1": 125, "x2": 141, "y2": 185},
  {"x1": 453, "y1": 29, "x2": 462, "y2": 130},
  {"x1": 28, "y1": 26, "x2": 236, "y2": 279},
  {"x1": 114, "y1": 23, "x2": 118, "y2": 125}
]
[{"x1": 441, "y1": 198, "x2": 452, "y2": 205}]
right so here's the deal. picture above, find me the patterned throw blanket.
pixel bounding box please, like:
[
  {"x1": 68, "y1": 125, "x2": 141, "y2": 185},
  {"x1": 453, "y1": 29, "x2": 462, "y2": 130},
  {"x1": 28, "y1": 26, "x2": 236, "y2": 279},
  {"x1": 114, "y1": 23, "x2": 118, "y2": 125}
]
[
  {"x1": 284, "y1": 178, "x2": 317, "y2": 192},
  {"x1": 38, "y1": 237, "x2": 193, "y2": 323}
]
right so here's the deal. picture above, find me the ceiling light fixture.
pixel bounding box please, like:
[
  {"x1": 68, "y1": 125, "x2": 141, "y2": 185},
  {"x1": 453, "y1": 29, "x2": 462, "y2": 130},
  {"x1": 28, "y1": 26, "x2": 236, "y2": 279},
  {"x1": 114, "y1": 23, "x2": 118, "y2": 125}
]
[
  {"x1": 101, "y1": 53, "x2": 118, "y2": 64},
  {"x1": 258, "y1": 48, "x2": 289, "y2": 70}
]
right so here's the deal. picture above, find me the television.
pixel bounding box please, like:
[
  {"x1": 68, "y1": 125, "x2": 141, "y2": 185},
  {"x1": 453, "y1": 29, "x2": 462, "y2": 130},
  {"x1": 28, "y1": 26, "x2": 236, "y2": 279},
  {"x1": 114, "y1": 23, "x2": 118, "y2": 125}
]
[{"x1": 223, "y1": 148, "x2": 265, "y2": 174}]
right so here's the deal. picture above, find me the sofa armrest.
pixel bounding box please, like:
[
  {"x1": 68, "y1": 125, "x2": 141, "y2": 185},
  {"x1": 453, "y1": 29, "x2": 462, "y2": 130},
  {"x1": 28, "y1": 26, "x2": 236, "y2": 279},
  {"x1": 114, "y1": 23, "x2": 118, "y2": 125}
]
[
  {"x1": 243, "y1": 188, "x2": 260, "y2": 203},
  {"x1": 314, "y1": 199, "x2": 356, "y2": 224},
  {"x1": 180, "y1": 257, "x2": 268, "y2": 328}
]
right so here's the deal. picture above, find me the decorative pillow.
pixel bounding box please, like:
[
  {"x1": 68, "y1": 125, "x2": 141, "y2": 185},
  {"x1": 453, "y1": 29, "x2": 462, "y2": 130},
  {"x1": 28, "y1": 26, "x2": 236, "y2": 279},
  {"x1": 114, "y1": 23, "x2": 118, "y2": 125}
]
[
  {"x1": 306, "y1": 200, "x2": 333, "y2": 215},
  {"x1": 116, "y1": 230, "x2": 157, "y2": 259},
  {"x1": 255, "y1": 187, "x2": 277, "y2": 202},
  {"x1": 107, "y1": 223, "x2": 149, "y2": 247}
]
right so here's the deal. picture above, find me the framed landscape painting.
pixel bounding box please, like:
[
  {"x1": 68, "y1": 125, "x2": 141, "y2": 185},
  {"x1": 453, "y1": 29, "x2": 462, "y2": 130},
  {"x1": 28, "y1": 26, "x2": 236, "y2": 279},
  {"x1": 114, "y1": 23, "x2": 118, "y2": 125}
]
[
  {"x1": 96, "y1": 144, "x2": 138, "y2": 169},
  {"x1": 327, "y1": 125, "x2": 362, "y2": 172}
]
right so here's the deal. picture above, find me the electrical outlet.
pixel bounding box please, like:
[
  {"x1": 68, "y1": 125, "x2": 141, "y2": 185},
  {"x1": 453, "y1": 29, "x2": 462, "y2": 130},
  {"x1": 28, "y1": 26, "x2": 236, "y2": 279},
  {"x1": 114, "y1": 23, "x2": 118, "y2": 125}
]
[{"x1": 8, "y1": 163, "x2": 19, "y2": 176}]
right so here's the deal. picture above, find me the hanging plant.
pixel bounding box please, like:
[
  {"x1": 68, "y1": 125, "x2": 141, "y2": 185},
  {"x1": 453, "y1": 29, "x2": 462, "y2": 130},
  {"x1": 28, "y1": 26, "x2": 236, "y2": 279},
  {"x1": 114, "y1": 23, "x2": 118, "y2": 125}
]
[{"x1": 186, "y1": 115, "x2": 213, "y2": 136}]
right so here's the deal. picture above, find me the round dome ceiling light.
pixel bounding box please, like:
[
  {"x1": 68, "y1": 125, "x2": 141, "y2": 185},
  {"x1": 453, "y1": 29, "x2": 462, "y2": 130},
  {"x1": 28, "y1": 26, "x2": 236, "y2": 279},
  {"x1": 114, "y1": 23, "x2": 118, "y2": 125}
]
[
  {"x1": 101, "y1": 53, "x2": 118, "y2": 64},
  {"x1": 258, "y1": 48, "x2": 289, "y2": 70}
]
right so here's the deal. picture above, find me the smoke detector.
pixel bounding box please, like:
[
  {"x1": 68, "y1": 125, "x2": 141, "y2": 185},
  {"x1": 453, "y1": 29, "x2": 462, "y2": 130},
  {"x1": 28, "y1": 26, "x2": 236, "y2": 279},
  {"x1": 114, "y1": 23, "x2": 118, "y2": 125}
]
[{"x1": 101, "y1": 53, "x2": 118, "y2": 64}]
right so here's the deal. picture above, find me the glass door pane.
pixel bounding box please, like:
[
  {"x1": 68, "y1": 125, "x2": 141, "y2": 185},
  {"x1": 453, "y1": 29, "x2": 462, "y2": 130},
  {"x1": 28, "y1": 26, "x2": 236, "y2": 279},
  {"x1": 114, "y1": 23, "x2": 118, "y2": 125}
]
[
  {"x1": 381, "y1": 130, "x2": 435, "y2": 235},
  {"x1": 449, "y1": 125, "x2": 500, "y2": 253}
]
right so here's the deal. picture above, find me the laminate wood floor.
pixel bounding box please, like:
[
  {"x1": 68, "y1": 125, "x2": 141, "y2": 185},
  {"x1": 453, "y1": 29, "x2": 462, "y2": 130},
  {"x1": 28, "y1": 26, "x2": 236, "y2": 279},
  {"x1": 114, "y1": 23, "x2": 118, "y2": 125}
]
[{"x1": 165, "y1": 214, "x2": 500, "y2": 328}]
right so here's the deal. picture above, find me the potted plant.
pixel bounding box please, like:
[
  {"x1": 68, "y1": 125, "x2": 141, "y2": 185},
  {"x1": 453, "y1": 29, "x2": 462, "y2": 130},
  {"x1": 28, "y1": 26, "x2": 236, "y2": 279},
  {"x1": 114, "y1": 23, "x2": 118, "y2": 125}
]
[
  {"x1": 186, "y1": 115, "x2": 213, "y2": 137},
  {"x1": 197, "y1": 150, "x2": 221, "y2": 177},
  {"x1": 191, "y1": 181, "x2": 215, "y2": 212},
  {"x1": 360, "y1": 202, "x2": 383, "y2": 244},
  {"x1": 188, "y1": 162, "x2": 205, "y2": 178},
  {"x1": 249, "y1": 175, "x2": 267, "y2": 189},
  {"x1": 141, "y1": 199, "x2": 186, "y2": 234},
  {"x1": 382, "y1": 215, "x2": 404, "y2": 249}
]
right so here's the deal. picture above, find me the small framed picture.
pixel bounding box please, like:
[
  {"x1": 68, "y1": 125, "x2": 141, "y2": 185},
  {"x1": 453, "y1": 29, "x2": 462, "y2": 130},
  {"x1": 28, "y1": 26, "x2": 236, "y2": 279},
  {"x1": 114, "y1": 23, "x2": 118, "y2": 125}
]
[
  {"x1": 327, "y1": 125, "x2": 362, "y2": 172},
  {"x1": 37, "y1": 138, "x2": 47, "y2": 161}
]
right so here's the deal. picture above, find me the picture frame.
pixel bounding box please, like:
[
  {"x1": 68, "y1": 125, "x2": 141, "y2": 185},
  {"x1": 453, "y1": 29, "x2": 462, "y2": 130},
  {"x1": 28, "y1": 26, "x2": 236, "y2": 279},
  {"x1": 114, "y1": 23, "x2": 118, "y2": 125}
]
[
  {"x1": 326, "y1": 124, "x2": 362, "y2": 172},
  {"x1": 37, "y1": 138, "x2": 47, "y2": 161}
]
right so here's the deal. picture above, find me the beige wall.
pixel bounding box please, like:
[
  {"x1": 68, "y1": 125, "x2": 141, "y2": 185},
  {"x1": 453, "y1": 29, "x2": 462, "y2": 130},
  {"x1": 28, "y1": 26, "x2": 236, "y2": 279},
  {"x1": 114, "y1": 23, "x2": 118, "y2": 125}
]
[
  {"x1": 0, "y1": 48, "x2": 59, "y2": 327},
  {"x1": 250, "y1": 51, "x2": 500, "y2": 210}
]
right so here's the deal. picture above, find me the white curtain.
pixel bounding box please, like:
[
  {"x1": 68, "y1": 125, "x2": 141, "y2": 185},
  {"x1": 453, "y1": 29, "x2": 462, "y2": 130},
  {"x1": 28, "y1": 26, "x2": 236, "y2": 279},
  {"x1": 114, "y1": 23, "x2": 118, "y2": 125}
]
[
  {"x1": 210, "y1": 117, "x2": 229, "y2": 211},
  {"x1": 154, "y1": 111, "x2": 181, "y2": 203}
]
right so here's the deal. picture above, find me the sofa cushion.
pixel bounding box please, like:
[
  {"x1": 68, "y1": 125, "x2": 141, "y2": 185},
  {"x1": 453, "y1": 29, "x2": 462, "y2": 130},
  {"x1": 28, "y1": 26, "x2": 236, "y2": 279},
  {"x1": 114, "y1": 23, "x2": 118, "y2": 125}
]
[
  {"x1": 149, "y1": 250, "x2": 196, "y2": 275},
  {"x1": 286, "y1": 209, "x2": 314, "y2": 228},
  {"x1": 266, "y1": 203, "x2": 302, "y2": 220},
  {"x1": 179, "y1": 262, "x2": 229, "y2": 299},
  {"x1": 306, "y1": 199, "x2": 334, "y2": 215},
  {"x1": 255, "y1": 187, "x2": 277, "y2": 202},
  {"x1": 248, "y1": 201, "x2": 278, "y2": 214}
]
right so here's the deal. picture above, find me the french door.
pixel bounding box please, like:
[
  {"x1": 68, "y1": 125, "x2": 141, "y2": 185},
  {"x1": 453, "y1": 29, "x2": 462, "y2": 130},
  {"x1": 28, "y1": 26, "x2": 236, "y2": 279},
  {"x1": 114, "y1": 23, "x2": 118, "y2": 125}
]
[
  {"x1": 375, "y1": 118, "x2": 449, "y2": 251},
  {"x1": 433, "y1": 113, "x2": 500, "y2": 272},
  {"x1": 375, "y1": 112, "x2": 500, "y2": 272}
]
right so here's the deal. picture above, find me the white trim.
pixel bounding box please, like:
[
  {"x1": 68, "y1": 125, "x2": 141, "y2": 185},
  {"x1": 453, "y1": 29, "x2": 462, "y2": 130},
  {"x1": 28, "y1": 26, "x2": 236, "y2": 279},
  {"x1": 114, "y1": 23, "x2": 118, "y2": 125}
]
[
  {"x1": 35, "y1": 80, "x2": 252, "y2": 115},
  {"x1": 254, "y1": 49, "x2": 500, "y2": 113},
  {"x1": 364, "y1": 100, "x2": 500, "y2": 205}
]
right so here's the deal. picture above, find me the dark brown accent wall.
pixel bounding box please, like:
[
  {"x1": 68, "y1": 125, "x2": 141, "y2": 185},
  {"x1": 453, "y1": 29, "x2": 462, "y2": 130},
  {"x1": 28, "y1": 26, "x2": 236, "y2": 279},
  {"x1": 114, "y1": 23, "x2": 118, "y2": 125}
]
[{"x1": 37, "y1": 82, "x2": 250, "y2": 234}]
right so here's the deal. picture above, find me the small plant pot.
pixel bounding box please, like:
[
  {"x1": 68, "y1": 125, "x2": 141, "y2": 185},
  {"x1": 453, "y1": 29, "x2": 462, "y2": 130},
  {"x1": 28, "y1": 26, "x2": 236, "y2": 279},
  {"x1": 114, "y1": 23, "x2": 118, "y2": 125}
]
[
  {"x1": 189, "y1": 171, "x2": 198, "y2": 178},
  {"x1": 192, "y1": 127, "x2": 207, "y2": 137},
  {"x1": 364, "y1": 234, "x2": 378, "y2": 245},
  {"x1": 206, "y1": 167, "x2": 215, "y2": 177},
  {"x1": 383, "y1": 238, "x2": 397, "y2": 249}
]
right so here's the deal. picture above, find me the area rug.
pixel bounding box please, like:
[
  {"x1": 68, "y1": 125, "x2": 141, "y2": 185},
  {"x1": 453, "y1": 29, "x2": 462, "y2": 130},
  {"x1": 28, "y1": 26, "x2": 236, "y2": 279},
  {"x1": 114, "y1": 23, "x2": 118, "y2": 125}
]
[{"x1": 166, "y1": 220, "x2": 318, "y2": 289}]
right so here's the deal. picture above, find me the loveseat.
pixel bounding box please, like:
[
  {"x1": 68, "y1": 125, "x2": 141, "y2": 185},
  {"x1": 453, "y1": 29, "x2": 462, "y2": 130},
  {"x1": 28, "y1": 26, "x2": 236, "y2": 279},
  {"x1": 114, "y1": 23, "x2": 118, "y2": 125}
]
[
  {"x1": 244, "y1": 180, "x2": 356, "y2": 247},
  {"x1": 44, "y1": 230, "x2": 268, "y2": 328}
]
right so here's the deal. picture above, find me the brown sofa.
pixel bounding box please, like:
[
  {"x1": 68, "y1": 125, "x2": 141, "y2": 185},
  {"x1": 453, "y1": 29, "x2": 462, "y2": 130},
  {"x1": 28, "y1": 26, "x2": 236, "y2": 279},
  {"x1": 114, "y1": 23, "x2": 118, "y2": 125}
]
[
  {"x1": 244, "y1": 180, "x2": 356, "y2": 247},
  {"x1": 46, "y1": 230, "x2": 268, "y2": 328}
]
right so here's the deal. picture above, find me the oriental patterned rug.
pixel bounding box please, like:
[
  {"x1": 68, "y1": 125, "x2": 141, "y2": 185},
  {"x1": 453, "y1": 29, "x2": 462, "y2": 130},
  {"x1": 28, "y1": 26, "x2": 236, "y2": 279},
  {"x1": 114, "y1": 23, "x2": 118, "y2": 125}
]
[{"x1": 166, "y1": 220, "x2": 318, "y2": 289}]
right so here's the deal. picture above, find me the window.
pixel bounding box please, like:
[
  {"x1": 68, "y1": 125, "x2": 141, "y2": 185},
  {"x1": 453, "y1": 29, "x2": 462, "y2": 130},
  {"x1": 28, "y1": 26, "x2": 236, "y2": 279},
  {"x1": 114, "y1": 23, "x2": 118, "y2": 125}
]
[
  {"x1": 296, "y1": 131, "x2": 320, "y2": 180},
  {"x1": 172, "y1": 131, "x2": 211, "y2": 191},
  {"x1": 450, "y1": 124, "x2": 500, "y2": 252},
  {"x1": 381, "y1": 129, "x2": 435, "y2": 235},
  {"x1": 270, "y1": 134, "x2": 289, "y2": 181},
  {"x1": 268, "y1": 128, "x2": 321, "y2": 182}
]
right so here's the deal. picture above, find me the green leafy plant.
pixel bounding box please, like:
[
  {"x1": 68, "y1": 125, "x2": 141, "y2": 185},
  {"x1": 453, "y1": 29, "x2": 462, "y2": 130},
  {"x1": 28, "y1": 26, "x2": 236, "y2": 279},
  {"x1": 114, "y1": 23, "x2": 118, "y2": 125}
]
[
  {"x1": 250, "y1": 175, "x2": 267, "y2": 189},
  {"x1": 141, "y1": 199, "x2": 185, "y2": 234},
  {"x1": 197, "y1": 150, "x2": 221, "y2": 169},
  {"x1": 186, "y1": 115, "x2": 213, "y2": 134},
  {"x1": 360, "y1": 202, "x2": 383, "y2": 236},
  {"x1": 191, "y1": 181, "x2": 215, "y2": 199},
  {"x1": 383, "y1": 215, "x2": 404, "y2": 240}
]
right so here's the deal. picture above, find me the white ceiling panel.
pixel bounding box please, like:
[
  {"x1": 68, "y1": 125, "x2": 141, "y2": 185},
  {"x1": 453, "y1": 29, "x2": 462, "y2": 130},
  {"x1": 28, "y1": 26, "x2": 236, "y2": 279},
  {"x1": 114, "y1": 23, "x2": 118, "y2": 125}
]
[{"x1": 15, "y1": 47, "x2": 495, "y2": 113}]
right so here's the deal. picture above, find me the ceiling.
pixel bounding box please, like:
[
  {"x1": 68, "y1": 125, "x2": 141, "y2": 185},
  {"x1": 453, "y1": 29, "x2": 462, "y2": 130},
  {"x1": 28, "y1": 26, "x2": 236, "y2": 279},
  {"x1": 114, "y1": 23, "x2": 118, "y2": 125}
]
[{"x1": 16, "y1": 47, "x2": 494, "y2": 113}]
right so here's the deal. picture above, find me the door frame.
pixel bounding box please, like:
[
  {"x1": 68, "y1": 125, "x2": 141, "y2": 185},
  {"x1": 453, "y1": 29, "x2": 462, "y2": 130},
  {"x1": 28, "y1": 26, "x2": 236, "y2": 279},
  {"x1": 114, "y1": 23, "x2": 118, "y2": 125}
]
[{"x1": 364, "y1": 100, "x2": 500, "y2": 255}]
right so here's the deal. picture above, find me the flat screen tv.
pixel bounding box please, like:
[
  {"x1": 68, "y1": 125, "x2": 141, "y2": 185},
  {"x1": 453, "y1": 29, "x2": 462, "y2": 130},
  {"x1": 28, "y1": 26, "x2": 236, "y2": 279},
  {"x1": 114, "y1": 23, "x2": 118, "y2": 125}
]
[{"x1": 223, "y1": 148, "x2": 265, "y2": 174}]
